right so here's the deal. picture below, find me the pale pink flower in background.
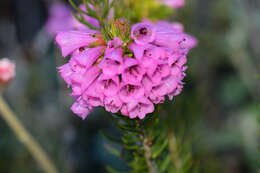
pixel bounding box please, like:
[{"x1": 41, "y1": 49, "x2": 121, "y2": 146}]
[
  {"x1": 45, "y1": 3, "x2": 100, "y2": 36},
  {"x1": 161, "y1": 0, "x2": 185, "y2": 8},
  {"x1": 0, "y1": 58, "x2": 15, "y2": 86},
  {"x1": 45, "y1": 3, "x2": 74, "y2": 36}
]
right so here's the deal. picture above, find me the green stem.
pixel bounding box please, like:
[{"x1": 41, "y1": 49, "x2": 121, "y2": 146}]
[
  {"x1": 0, "y1": 94, "x2": 58, "y2": 173},
  {"x1": 142, "y1": 133, "x2": 157, "y2": 173}
]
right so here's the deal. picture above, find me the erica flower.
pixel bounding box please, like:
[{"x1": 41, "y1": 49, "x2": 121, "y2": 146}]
[
  {"x1": 0, "y1": 58, "x2": 15, "y2": 86},
  {"x1": 122, "y1": 57, "x2": 145, "y2": 85},
  {"x1": 127, "y1": 97, "x2": 154, "y2": 119},
  {"x1": 99, "y1": 47, "x2": 123, "y2": 77},
  {"x1": 119, "y1": 83, "x2": 144, "y2": 103},
  {"x1": 71, "y1": 99, "x2": 93, "y2": 119},
  {"x1": 131, "y1": 23, "x2": 155, "y2": 45},
  {"x1": 104, "y1": 95, "x2": 122, "y2": 113},
  {"x1": 56, "y1": 20, "x2": 196, "y2": 119},
  {"x1": 97, "y1": 74, "x2": 120, "y2": 96},
  {"x1": 56, "y1": 30, "x2": 103, "y2": 57}
]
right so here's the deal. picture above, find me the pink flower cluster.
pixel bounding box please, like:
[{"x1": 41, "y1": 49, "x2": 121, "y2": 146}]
[{"x1": 56, "y1": 21, "x2": 196, "y2": 119}]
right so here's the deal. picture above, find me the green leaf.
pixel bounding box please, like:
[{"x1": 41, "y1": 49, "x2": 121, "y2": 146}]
[
  {"x1": 106, "y1": 166, "x2": 120, "y2": 173},
  {"x1": 124, "y1": 144, "x2": 141, "y2": 150},
  {"x1": 68, "y1": 0, "x2": 89, "y2": 16},
  {"x1": 100, "y1": 130, "x2": 121, "y2": 143},
  {"x1": 152, "y1": 139, "x2": 169, "y2": 159},
  {"x1": 102, "y1": 0, "x2": 110, "y2": 18},
  {"x1": 122, "y1": 136, "x2": 140, "y2": 144},
  {"x1": 104, "y1": 144, "x2": 120, "y2": 157},
  {"x1": 71, "y1": 12, "x2": 99, "y2": 30},
  {"x1": 117, "y1": 123, "x2": 141, "y2": 133},
  {"x1": 83, "y1": 0, "x2": 98, "y2": 19},
  {"x1": 159, "y1": 155, "x2": 172, "y2": 173}
]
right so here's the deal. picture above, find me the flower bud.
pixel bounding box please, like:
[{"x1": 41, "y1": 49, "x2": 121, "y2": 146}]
[{"x1": 0, "y1": 58, "x2": 15, "y2": 86}]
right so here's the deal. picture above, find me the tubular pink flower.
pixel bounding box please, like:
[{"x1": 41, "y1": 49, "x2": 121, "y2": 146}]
[
  {"x1": 105, "y1": 37, "x2": 123, "y2": 55},
  {"x1": 69, "y1": 58, "x2": 86, "y2": 74},
  {"x1": 83, "y1": 81, "x2": 104, "y2": 107},
  {"x1": 57, "y1": 63, "x2": 73, "y2": 86},
  {"x1": 147, "y1": 64, "x2": 171, "y2": 84},
  {"x1": 122, "y1": 57, "x2": 145, "y2": 85},
  {"x1": 71, "y1": 83, "x2": 82, "y2": 98},
  {"x1": 99, "y1": 48, "x2": 123, "y2": 77},
  {"x1": 97, "y1": 74, "x2": 120, "y2": 96},
  {"x1": 149, "y1": 75, "x2": 178, "y2": 102},
  {"x1": 179, "y1": 35, "x2": 198, "y2": 50},
  {"x1": 127, "y1": 97, "x2": 154, "y2": 119},
  {"x1": 104, "y1": 95, "x2": 122, "y2": 113},
  {"x1": 128, "y1": 43, "x2": 145, "y2": 61},
  {"x1": 120, "y1": 104, "x2": 129, "y2": 116},
  {"x1": 131, "y1": 23, "x2": 155, "y2": 45},
  {"x1": 72, "y1": 46, "x2": 105, "y2": 70},
  {"x1": 0, "y1": 58, "x2": 15, "y2": 86},
  {"x1": 141, "y1": 75, "x2": 154, "y2": 97},
  {"x1": 168, "y1": 81, "x2": 184, "y2": 100},
  {"x1": 55, "y1": 30, "x2": 101, "y2": 57},
  {"x1": 71, "y1": 99, "x2": 93, "y2": 119},
  {"x1": 81, "y1": 66, "x2": 102, "y2": 91},
  {"x1": 119, "y1": 83, "x2": 144, "y2": 103},
  {"x1": 175, "y1": 55, "x2": 187, "y2": 67}
]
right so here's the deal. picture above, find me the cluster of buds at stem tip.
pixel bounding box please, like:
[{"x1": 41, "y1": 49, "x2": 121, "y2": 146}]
[
  {"x1": 0, "y1": 58, "x2": 15, "y2": 88},
  {"x1": 54, "y1": 0, "x2": 197, "y2": 120}
]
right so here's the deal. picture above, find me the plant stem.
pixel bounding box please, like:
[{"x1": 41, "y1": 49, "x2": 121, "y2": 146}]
[
  {"x1": 137, "y1": 120, "x2": 157, "y2": 173},
  {"x1": 142, "y1": 135, "x2": 157, "y2": 173},
  {"x1": 0, "y1": 95, "x2": 58, "y2": 173}
]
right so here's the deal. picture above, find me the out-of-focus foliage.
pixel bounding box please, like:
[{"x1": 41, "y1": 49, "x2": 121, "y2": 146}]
[
  {"x1": 114, "y1": 0, "x2": 173, "y2": 23},
  {"x1": 102, "y1": 110, "x2": 198, "y2": 173},
  {"x1": 0, "y1": 0, "x2": 259, "y2": 172}
]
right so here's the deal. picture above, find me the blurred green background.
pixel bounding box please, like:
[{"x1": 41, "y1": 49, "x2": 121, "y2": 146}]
[{"x1": 0, "y1": 0, "x2": 259, "y2": 172}]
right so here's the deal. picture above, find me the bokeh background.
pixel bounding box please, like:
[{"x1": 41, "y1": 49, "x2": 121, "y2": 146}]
[{"x1": 0, "y1": 0, "x2": 259, "y2": 172}]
